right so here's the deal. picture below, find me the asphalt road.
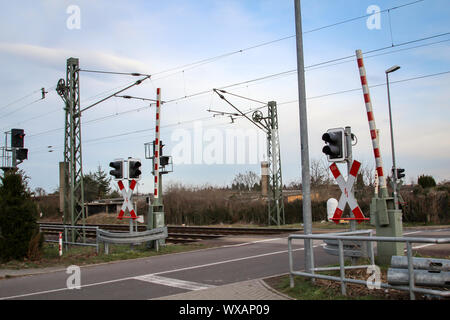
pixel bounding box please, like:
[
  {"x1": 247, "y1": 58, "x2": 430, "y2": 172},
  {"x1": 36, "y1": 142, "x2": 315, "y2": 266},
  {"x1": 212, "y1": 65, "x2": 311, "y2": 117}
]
[{"x1": 0, "y1": 227, "x2": 449, "y2": 300}]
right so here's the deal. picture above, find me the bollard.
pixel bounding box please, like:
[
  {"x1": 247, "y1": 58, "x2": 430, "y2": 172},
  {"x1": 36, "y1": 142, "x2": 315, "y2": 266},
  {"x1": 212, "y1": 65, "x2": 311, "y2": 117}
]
[{"x1": 59, "y1": 232, "x2": 63, "y2": 256}]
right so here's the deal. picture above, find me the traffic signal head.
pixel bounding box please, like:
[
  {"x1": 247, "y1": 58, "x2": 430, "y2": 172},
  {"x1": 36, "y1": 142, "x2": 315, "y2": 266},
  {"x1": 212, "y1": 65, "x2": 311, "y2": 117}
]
[
  {"x1": 160, "y1": 156, "x2": 169, "y2": 167},
  {"x1": 322, "y1": 128, "x2": 346, "y2": 162},
  {"x1": 109, "y1": 159, "x2": 124, "y2": 180},
  {"x1": 11, "y1": 129, "x2": 25, "y2": 148},
  {"x1": 396, "y1": 168, "x2": 405, "y2": 179},
  {"x1": 128, "y1": 159, "x2": 142, "y2": 180},
  {"x1": 16, "y1": 148, "x2": 28, "y2": 161}
]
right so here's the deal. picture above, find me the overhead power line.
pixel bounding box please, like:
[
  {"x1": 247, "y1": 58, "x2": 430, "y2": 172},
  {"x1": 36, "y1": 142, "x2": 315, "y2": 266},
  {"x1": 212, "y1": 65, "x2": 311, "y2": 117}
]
[
  {"x1": 305, "y1": 70, "x2": 450, "y2": 101},
  {"x1": 149, "y1": 0, "x2": 426, "y2": 80},
  {"x1": 0, "y1": 89, "x2": 41, "y2": 112},
  {"x1": 13, "y1": 35, "x2": 450, "y2": 132},
  {"x1": 29, "y1": 114, "x2": 219, "y2": 154},
  {"x1": 78, "y1": 69, "x2": 150, "y2": 77},
  {"x1": 80, "y1": 75, "x2": 151, "y2": 114},
  {"x1": 0, "y1": 98, "x2": 44, "y2": 120},
  {"x1": 27, "y1": 103, "x2": 153, "y2": 139},
  {"x1": 0, "y1": 84, "x2": 56, "y2": 121},
  {"x1": 13, "y1": 31, "x2": 450, "y2": 141},
  {"x1": 0, "y1": 0, "x2": 426, "y2": 120},
  {"x1": 303, "y1": 0, "x2": 425, "y2": 35},
  {"x1": 162, "y1": 32, "x2": 450, "y2": 105},
  {"x1": 28, "y1": 69, "x2": 449, "y2": 152},
  {"x1": 70, "y1": 0, "x2": 426, "y2": 105}
]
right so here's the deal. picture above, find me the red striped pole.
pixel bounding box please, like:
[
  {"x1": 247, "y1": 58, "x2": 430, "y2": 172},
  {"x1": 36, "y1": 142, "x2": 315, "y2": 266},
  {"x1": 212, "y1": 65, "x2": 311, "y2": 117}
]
[
  {"x1": 154, "y1": 88, "x2": 161, "y2": 199},
  {"x1": 59, "y1": 232, "x2": 63, "y2": 256},
  {"x1": 356, "y1": 50, "x2": 387, "y2": 196}
]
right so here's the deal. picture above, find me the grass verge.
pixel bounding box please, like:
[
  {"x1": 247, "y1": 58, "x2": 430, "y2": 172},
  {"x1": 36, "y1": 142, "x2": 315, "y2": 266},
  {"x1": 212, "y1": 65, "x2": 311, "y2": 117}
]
[
  {"x1": 265, "y1": 262, "x2": 444, "y2": 300},
  {"x1": 266, "y1": 275, "x2": 375, "y2": 300}
]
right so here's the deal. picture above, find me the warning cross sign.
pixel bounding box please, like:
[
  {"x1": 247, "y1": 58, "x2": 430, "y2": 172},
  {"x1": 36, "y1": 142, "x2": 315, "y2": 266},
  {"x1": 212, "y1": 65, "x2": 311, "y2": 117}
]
[
  {"x1": 117, "y1": 180, "x2": 137, "y2": 220},
  {"x1": 329, "y1": 160, "x2": 369, "y2": 224}
]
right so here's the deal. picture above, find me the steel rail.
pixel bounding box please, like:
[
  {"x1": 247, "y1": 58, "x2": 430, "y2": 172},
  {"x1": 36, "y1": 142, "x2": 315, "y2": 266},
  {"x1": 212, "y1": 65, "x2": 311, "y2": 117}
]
[{"x1": 38, "y1": 222, "x2": 301, "y2": 236}]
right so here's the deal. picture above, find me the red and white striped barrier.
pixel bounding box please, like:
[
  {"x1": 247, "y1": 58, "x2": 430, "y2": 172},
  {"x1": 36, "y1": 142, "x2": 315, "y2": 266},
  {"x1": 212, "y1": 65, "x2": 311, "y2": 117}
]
[
  {"x1": 59, "y1": 232, "x2": 63, "y2": 256},
  {"x1": 356, "y1": 50, "x2": 387, "y2": 192},
  {"x1": 154, "y1": 88, "x2": 161, "y2": 199},
  {"x1": 329, "y1": 160, "x2": 369, "y2": 224},
  {"x1": 117, "y1": 179, "x2": 137, "y2": 220}
]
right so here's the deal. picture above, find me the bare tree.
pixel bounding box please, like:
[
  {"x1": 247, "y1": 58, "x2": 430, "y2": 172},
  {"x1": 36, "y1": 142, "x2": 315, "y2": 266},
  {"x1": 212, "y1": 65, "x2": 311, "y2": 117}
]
[
  {"x1": 34, "y1": 187, "x2": 46, "y2": 197},
  {"x1": 310, "y1": 158, "x2": 332, "y2": 188},
  {"x1": 232, "y1": 171, "x2": 260, "y2": 191},
  {"x1": 360, "y1": 163, "x2": 376, "y2": 187}
]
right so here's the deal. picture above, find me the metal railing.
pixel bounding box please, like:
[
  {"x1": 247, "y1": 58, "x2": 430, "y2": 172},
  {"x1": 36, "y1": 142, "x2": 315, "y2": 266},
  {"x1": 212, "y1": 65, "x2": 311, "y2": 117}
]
[
  {"x1": 39, "y1": 224, "x2": 99, "y2": 253},
  {"x1": 288, "y1": 232, "x2": 450, "y2": 300},
  {"x1": 97, "y1": 226, "x2": 168, "y2": 254},
  {"x1": 39, "y1": 224, "x2": 169, "y2": 255}
]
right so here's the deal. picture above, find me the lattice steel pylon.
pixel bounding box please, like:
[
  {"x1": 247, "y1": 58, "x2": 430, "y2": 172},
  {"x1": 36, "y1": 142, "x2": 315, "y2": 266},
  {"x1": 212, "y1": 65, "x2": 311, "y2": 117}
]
[
  {"x1": 57, "y1": 57, "x2": 85, "y2": 241},
  {"x1": 266, "y1": 101, "x2": 285, "y2": 226}
]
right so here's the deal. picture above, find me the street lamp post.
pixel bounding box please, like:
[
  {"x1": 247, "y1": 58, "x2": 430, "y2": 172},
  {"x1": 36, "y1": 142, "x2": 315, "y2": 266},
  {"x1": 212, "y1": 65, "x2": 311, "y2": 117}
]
[{"x1": 385, "y1": 65, "x2": 401, "y2": 210}]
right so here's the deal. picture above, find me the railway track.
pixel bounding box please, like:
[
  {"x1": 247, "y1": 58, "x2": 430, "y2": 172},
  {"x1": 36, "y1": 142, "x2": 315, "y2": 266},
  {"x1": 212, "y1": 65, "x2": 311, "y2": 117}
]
[
  {"x1": 38, "y1": 224, "x2": 218, "y2": 244},
  {"x1": 168, "y1": 225, "x2": 301, "y2": 235},
  {"x1": 38, "y1": 222, "x2": 301, "y2": 244}
]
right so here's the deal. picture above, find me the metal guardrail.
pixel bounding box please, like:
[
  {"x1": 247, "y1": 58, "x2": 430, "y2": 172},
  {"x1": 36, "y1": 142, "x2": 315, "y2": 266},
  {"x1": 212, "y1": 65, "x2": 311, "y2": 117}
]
[
  {"x1": 39, "y1": 224, "x2": 99, "y2": 253},
  {"x1": 97, "y1": 226, "x2": 168, "y2": 254},
  {"x1": 388, "y1": 256, "x2": 450, "y2": 287},
  {"x1": 288, "y1": 233, "x2": 450, "y2": 300},
  {"x1": 321, "y1": 229, "x2": 375, "y2": 260},
  {"x1": 38, "y1": 222, "x2": 301, "y2": 236}
]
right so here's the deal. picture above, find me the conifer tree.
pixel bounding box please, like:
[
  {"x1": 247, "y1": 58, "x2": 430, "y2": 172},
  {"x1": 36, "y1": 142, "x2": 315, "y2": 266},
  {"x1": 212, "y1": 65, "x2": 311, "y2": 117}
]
[{"x1": 0, "y1": 170, "x2": 41, "y2": 262}]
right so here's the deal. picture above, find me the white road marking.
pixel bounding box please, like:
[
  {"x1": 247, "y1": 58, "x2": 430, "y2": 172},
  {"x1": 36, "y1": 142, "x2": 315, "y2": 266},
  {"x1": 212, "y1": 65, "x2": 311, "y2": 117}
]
[
  {"x1": 403, "y1": 228, "x2": 450, "y2": 235},
  {"x1": 412, "y1": 243, "x2": 437, "y2": 250},
  {"x1": 0, "y1": 244, "x2": 318, "y2": 300},
  {"x1": 0, "y1": 277, "x2": 134, "y2": 300},
  {"x1": 403, "y1": 231, "x2": 423, "y2": 235},
  {"x1": 152, "y1": 247, "x2": 308, "y2": 276},
  {"x1": 134, "y1": 274, "x2": 215, "y2": 291},
  {"x1": 221, "y1": 237, "x2": 283, "y2": 248}
]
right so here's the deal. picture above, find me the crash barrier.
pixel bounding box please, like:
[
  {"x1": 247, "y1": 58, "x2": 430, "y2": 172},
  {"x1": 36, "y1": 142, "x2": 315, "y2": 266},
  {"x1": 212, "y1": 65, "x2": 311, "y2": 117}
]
[
  {"x1": 322, "y1": 229, "x2": 375, "y2": 260},
  {"x1": 288, "y1": 233, "x2": 450, "y2": 300},
  {"x1": 388, "y1": 256, "x2": 450, "y2": 287},
  {"x1": 97, "y1": 226, "x2": 168, "y2": 254}
]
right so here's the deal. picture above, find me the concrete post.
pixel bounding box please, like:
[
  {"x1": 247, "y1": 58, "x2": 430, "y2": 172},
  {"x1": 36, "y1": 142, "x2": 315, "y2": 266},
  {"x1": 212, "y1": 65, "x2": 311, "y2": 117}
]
[
  {"x1": 261, "y1": 161, "x2": 269, "y2": 197},
  {"x1": 294, "y1": 0, "x2": 314, "y2": 275}
]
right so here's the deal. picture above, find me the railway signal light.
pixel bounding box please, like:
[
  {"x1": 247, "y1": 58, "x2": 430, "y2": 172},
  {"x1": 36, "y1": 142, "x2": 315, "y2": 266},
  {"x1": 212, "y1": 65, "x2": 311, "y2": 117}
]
[
  {"x1": 15, "y1": 148, "x2": 28, "y2": 161},
  {"x1": 322, "y1": 128, "x2": 346, "y2": 162},
  {"x1": 11, "y1": 129, "x2": 25, "y2": 148},
  {"x1": 396, "y1": 168, "x2": 405, "y2": 180},
  {"x1": 109, "y1": 159, "x2": 124, "y2": 180},
  {"x1": 160, "y1": 156, "x2": 169, "y2": 167},
  {"x1": 128, "y1": 159, "x2": 142, "y2": 180}
]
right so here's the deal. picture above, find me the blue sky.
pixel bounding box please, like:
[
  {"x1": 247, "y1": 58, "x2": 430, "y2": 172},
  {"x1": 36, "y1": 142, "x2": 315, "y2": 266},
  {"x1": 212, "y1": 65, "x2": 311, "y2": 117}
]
[{"x1": 0, "y1": 0, "x2": 449, "y2": 193}]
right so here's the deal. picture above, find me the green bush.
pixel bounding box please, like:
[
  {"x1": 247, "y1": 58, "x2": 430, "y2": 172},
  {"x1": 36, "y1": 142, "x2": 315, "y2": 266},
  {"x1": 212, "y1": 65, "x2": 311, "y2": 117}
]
[{"x1": 0, "y1": 171, "x2": 42, "y2": 262}]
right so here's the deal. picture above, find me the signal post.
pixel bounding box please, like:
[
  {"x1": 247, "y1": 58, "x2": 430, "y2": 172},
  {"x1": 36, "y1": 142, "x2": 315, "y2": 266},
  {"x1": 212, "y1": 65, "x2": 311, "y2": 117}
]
[
  {"x1": 1, "y1": 129, "x2": 28, "y2": 171},
  {"x1": 144, "y1": 88, "x2": 172, "y2": 246}
]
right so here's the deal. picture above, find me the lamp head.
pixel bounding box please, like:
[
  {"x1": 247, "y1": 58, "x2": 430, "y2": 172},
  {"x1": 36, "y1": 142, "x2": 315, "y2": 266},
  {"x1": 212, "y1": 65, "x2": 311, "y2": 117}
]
[{"x1": 386, "y1": 65, "x2": 401, "y2": 74}]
